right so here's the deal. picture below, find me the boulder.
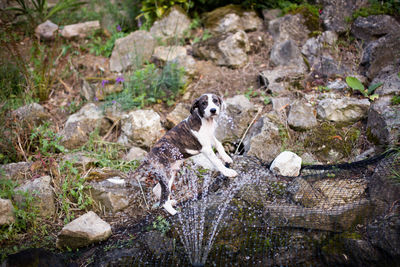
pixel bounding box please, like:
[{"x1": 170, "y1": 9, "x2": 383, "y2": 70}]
[
  {"x1": 12, "y1": 103, "x2": 49, "y2": 125},
  {"x1": 193, "y1": 30, "x2": 250, "y2": 68},
  {"x1": 89, "y1": 177, "x2": 130, "y2": 213},
  {"x1": 151, "y1": 46, "x2": 187, "y2": 65},
  {"x1": 215, "y1": 95, "x2": 259, "y2": 143},
  {"x1": 311, "y1": 56, "x2": 350, "y2": 78},
  {"x1": 351, "y1": 15, "x2": 400, "y2": 42},
  {"x1": 0, "y1": 198, "x2": 15, "y2": 225},
  {"x1": 172, "y1": 54, "x2": 197, "y2": 76},
  {"x1": 59, "y1": 103, "x2": 111, "y2": 149},
  {"x1": 118, "y1": 109, "x2": 164, "y2": 149},
  {"x1": 360, "y1": 32, "x2": 400, "y2": 79},
  {"x1": 270, "y1": 39, "x2": 304, "y2": 67},
  {"x1": 56, "y1": 211, "x2": 112, "y2": 249},
  {"x1": 319, "y1": 0, "x2": 368, "y2": 33},
  {"x1": 268, "y1": 14, "x2": 310, "y2": 45},
  {"x1": 124, "y1": 146, "x2": 147, "y2": 161},
  {"x1": 301, "y1": 31, "x2": 338, "y2": 65},
  {"x1": 287, "y1": 100, "x2": 318, "y2": 130},
  {"x1": 61, "y1": 21, "x2": 100, "y2": 39},
  {"x1": 270, "y1": 151, "x2": 302, "y2": 176},
  {"x1": 317, "y1": 97, "x2": 370, "y2": 122},
  {"x1": 271, "y1": 97, "x2": 291, "y2": 112},
  {"x1": 149, "y1": 6, "x2": 191, "y2": 42},
  {"x1": 110, "y1": 30, "x2": 156, "y2": 72},
  {"x1": 0, "y1": 162, "x2": 32, "y2": 182},
  {"x1": 243, "y1": 115, "x2": 281, "y2": 163},
  {"x1": 14, "y1": 176, "x2": 56, "y2": 218},
  {"x1": 241, "y1": 11, "x2": 264, "y2": 32},
  {"x1": 165, "y1": 103, "x2": 190, "y2": 129},
  {"x1": 35, "y1": 20, "x2": 58, "y2": 40},
  {"x1": 258, "y1": 65, "x2": 306, "y2": 94}
]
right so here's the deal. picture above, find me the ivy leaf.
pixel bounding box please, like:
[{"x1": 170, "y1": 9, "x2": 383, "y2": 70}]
[{"x1": 346, "y1": 76, "x2": 364, "y2": 91}]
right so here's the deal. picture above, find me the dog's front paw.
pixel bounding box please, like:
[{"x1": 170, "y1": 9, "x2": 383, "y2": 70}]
[
  {"x1": 221, "y1": 154, "x2": 233, "y2": 164},
  {"x1": 222, "y1": 168, "x2": 238, "y2": 178}
]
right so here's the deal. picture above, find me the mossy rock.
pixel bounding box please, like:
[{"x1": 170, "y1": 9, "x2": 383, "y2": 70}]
[
  {"x1": 203, "y1": 4, "x2": 244, "y2": 30},
  {"x1": 304, "y1": 122, "x2": 361, "y2": 162},
  {"x1": 289, "y1": 5, "x2": 322, "y2": 35}
]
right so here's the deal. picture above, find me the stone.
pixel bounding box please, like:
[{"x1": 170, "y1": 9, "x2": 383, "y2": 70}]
[
  {"x1": 35, "y1": 20, "x2": 58, "y2": 40},
  {"x1": 165, "y1": 103, "x2": 190, "y2": 129},
  {"x1": 241, "y1": 11, "x2": 263, "y2": 32},
  {"x1": 262, "y1": 9, "x2": 281, "y2": 23},
  {"x1": 118, "y1": 109, "x2": 164, "y2": 148},
  {"x1": 193, "y1": 30, "x2": 250, "y2": 68},
  {"x1": 62, "y1": 152, "x2": 97, "y2": 168},
  {"x1": 215, "y1": 95, "x2": 259, "y2": 143},
  {"x1": 319, "y1": 0, "x2": 368, "y2": 33},
  {"x1": 370, "y1": 71, "x2": 400, "y2": 97},
  {"x1": 110, "y1": 30, "x2": 156, "y2": 73},
  {"x1": 124, "y1": 146, "x2": 147, "y2": 161},
  {"x1": 271, "y1": 97, "x2": 291, "y2": 112},
  {"x1": 61, "y1": 21, "x2": 100, "y2": 39},
  {"x1": 326, "y1": 79, "x2": 348, "y2": 90},
  {"x1": 243, "y1": 115, "x2": 281, "y2": 163},
  {"x1": 351, "y1": 15, "x2": 400, "y2": 42},
  {"x1": 270, "y1": 39, "x2": 304, "y2": 67},
  {"x1": 149, "y1": 6, "x2": 191, "y2": 42},
  {"x1": 59, "y1": 103, "x2": 111, "y2": 149},
  {"x1": 0, "y1": 162, "x2": 32, "y2": 182},
  {"x1": 151, "y1": 46, "x2": 187, "y2": 65},
  {"x1": 367, "y1": 96, "x2": 400, "y2": 145},
  {"x1": 270, "y1": 151, "x2": 302, "y2": 176},
  {"x1": 56, "y1": 211, "x2": 112, "y2": 249},
  {"x1": 359, "y1": 32, "x2": 400, "y2": 79},
  {"x1": 319, "y1": 31, "x2": 338, "y2": 46},
  {"x1": 287, "y1": 177, "x2": 324, "y2": 207},
  {"x1": 317, "y1": 97, "x2": 370, "y2": 122},
  {"x1": 287, "y1": 101, "x2": 318, "y2": 130},
  {"x1": 103, "y1": 102, "x2": 128, "y2": 123},
  {"x1": 14, "y1": 176, "x2": 56, "y2": 218},
  {"x1": 301, "y1": 37, "x2": 321, "y2": 59},
  {"x1": 12, "y1": 103, "x2": 49, "y2": 125},
  {"x1": 0, "y1": 198, "x2": 15, "y2": 225},
  {"x1": 89, "y1": 177, "x2": 130, "y2": 213},
  {"x1": 311, "y1": 56, "x2": 350, "y2": 78},
  {"x1": 172, "y1": 54, "x2": 197, "y2": 76},
  {"x1": 258, "y1": 65, "x2": 306, "y2": 94},
  {"x1": 268, "y1": 14, "x2": 310, "y2": 45}
]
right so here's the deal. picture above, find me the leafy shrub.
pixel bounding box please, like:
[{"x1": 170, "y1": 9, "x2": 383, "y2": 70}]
[
  {"x1": 345, "y1": 76, "x2": 381, "y2": 101},
  {"x1": 105, "y1": 62, "x2": 185, "y2": 110},
  {"x1": 352, "y1": 0, "x2": 400, "y2": 19},
  {"x1": 88, "y1": 29, "x2": 127, "y2": 57},
  {"x1": 392, "y1": 95, "x2": 400, "y2": 105},
  {"x1": 28, "y1": 122, "x2": 65, "y2": 157}
]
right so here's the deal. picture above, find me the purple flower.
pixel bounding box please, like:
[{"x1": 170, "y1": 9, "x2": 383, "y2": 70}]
[
  {"x1": 116, "y1": 76, "x2": 125, "y2": 84},
  {"x1": 101, "y1": 80, "x2": 109, "y2": 87},
  {"x1": 94, "y1": 96, "x2": 99, "y2": 102},
  {"x1": 112, "y1": 100, "x2": 116, "y2": 104},
  {"x1": 116, "y1": 25, "x2": 122, "y2": 32}
]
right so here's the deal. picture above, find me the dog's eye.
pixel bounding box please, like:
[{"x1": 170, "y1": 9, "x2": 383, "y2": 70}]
[
  {"x1": 202, "y1": 101, "x2": 207, "y2": 106},
  {"x1": 213, "y1": 98, "x2": 219, "y2": 104}
]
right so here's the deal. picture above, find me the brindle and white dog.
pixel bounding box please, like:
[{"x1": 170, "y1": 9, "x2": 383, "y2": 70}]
[{"x1": 133, "y1": 93, "x2": 238, "y2": 215}]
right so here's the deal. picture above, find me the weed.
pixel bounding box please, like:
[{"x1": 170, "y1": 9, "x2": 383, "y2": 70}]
[
  {"x1": 345, "y1": 76, "x2": 381, "y2": 101},
  {"x1": 148, "y1": 215, "x2": 170, "y2": 236},
  {"x1": 352, "y1": 0, "x2": 400, "y2": 20},
  {"x1": 87, "y1": 29, "x2": 127, "y2": 58},
  {"x1": 391, "y1": 95, "x2": 400, "y2": 105},
  {"x1": 104, "y1": 62, "x2": 185, "y2": 110},
  {"x1": 28, "y1": 122, "x2": 65, "y2": 158}
]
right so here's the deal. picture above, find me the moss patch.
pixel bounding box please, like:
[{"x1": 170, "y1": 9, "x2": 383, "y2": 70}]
[{"x1": 287, "y1": 4, "x2": 322, "y2": 35}]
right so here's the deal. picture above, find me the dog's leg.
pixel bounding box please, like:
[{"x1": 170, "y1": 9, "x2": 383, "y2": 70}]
[
  {"x1": 202, "y1": 147, "x2": 238, "y2": 177},
  {"x1": 213, "y1": 137, "x2": 233, "y2": 164},
  {"x1": 159, "y1": 176, "x2": 177, "y2": 215}
]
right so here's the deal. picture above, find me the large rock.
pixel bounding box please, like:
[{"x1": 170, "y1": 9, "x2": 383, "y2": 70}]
[
  {"x1": 118, "y1": 109, "x2": 164, "y2": 148},
  {"x1": 89, "y1": 177, "x2": 130, "y2": 213},
  {"x1": 193, "y1": 30, "x2": 250, "y2": 68},
  {"x1": 110, "y1": 30, "x2": 156, "y2": 72},
  {"x1": 317, "y1": 97, "x2": 370, "y2": 123},
  {"x1": 259, "y1": 65, "x2": 307, "y2": 94},
  {"x1": 165, "y1": 103, "x2": 190, "y2": 129},
  {"x1": 203, "y1": 5, "x2": 263, "y2": 34},
  {"x1": 149, "y1": 6, "x2": 191, "y2": 42},
  {"x1": 270, "y1": 151, "x2": 302, "y2": 176},
  {"x1": 60, "y1": 103, "x2": 111, "y2": 149},
  {"x1": 61, "y1": 21, "x2": 100, "y2": 39},
  {"x1": 270, "y1": 39, "x2": 304, "y2": 67},
  {"x1": 14, "y1": 176, "x2": 56, "y2": 218},
  {"x1": 215, "y1": 95, "x2": 259, "y2": 143},
  {"x1": 351, "y1": 15, "x2": 400, "y2": 42},
  {"x1": 360, "y1": 32, "x2": 400, "y2": 79},
  {"x1": 0, "y1": 198, "x2": 15, "y2": 225},
  {"x1": 243, "y1": 115, "x2": 281, "y2": 163},
  {"x1": 123, "y1": 146, "x2": 147, "y2": 161},
  {"x1": 287, "y1": 100, "x2": 318, "y2": 130},
  {"x1": 319, "y1": 0, "x2": 368, "y2": 33},
  {"x1": 0, "y1": 162, "x2": 32, "y2": 182},
  {"x1": 311, "y1": 56, "x2": 350, "y2": 78},
  {"x1": 301, "y1": 31, "x2": 338, "y2": 65},
  {"x1": 12, "y1": 103, "x2": 49, "y2": 125},
  {"x1": 151, "y1": 46, "x2": 187, "y2": 65},
  {"x1": 35, "y1": 20, "x2": 58, "y2": 40},
  {"x1": 56, "y1": 211, "x2": 112, "y2": 249},
  {"x1": 268, "y1": 14, "x2": 310, "y2": 45}
]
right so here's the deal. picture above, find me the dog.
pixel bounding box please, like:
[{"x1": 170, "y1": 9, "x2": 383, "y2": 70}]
[{"x1": 133, "y1": 93, "x2": 238, "y2": 215}]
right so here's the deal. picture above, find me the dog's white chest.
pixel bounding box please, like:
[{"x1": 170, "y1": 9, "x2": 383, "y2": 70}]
[{"x1": 191, "y1": 119, "x2": 216, "y2": 147}]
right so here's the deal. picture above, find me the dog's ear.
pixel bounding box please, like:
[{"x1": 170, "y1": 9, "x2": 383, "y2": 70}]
[
  {"x1": 190, "y1": 97, "x2": 200, "y2": 115},
  {"x1": 217, "y1": 95, "x2": 226, "y2": 112}
]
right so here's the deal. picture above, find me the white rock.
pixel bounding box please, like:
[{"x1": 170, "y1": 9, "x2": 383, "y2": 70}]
[
  {"x1": 35, "y1": 20, "x2": 58, "y2": 40},
  {"x1": 124, "y1": 146, "x2": 148, "y2": 161},
  {"x1": 317, "y1": 97, "x2": 370, "y2": 122},
  {"x1": 270, "y1": 151, "x2": 302, "y2": 176},
  {"x1": 61, "y1": 21, "x2": 100, "y2": 39}
]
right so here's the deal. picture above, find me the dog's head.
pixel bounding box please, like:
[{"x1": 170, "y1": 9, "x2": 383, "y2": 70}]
[{"x1": 190, "y1": 93, "x2": 223, "y2": 119}]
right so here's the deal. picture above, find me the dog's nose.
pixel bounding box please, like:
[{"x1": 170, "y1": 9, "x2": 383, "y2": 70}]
[{"x1": 210, "y1": 108, "x2": 216, "y2": 114}]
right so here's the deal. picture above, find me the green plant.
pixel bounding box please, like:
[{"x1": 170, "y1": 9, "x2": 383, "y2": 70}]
[
  {"x1": 57, "y1": 160, "x2": 93, "y2": 223},
  {"x1": 345, "y1": 76, "x2": 381, "y2": 101},
  {"x1": 148, "y1": 215, "x2": 170, "y2": 236},
  {"x1": 105, "y1": 62, "x2": 185, "y2": 110},
  {"x1": 88, "y1": 30, "x2": 127, "y2": 57},
  {"x1": 352, "y1": 0, "x2": 400, "y2": 19},
  {"x1": 7, "y1": 0, "x2": 86, "y2": 26},
  {"x1": 391, "y1": 95, "x2": 400, "y2": 105},
  {"x1": 28, "y1": 122, "x2": 65, "y2": 157}
]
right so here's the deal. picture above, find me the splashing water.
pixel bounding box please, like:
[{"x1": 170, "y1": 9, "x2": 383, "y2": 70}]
[{"x1": 172, "y1": 167, "x2": 256, "y2": 266}]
